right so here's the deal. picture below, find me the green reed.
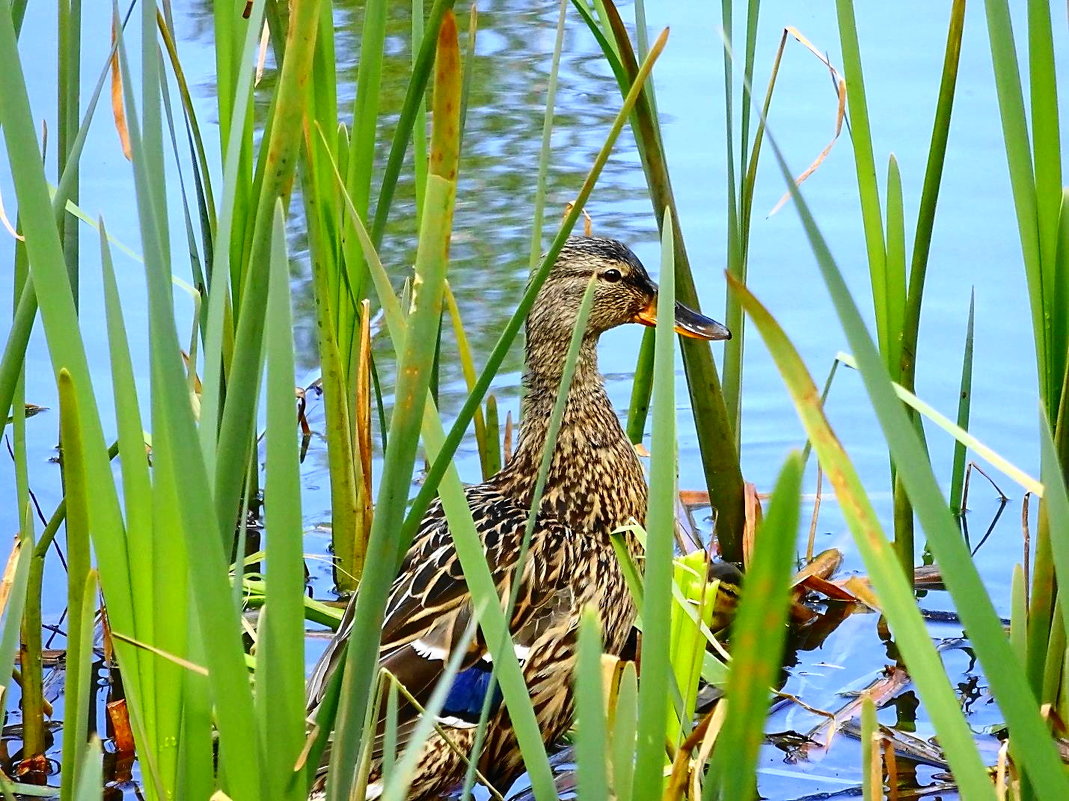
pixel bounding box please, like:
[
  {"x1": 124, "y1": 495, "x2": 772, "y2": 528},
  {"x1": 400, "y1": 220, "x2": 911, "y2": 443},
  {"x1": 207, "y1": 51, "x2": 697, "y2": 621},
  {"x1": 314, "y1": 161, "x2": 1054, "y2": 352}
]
[
  {"x1": 834, "y1": 0, "x2": 967, "y2": 573},
  {"x1": 575, "y1": 0, "x2": 746, "y2": 562},
  {"x1": 4, "y1": 1, "x2": 1064, "y2": 799},
  {"x1": 750, "y1": 74, "x2": 1069, "y2": 794},
  {"x1": 983, "y1": 2, "x2": 1069, "y2": 777}
]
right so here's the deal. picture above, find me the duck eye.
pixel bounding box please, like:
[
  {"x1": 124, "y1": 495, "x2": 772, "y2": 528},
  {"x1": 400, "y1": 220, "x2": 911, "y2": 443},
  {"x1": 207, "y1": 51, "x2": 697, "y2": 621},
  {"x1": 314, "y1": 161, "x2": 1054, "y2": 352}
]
[{"x1": 602, "y1": 268, "x2": 623, "y2": 283}]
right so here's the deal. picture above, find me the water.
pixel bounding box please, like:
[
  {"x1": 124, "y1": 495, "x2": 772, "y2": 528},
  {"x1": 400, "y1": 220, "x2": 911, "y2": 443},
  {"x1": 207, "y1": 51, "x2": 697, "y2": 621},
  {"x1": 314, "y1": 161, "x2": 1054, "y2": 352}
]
[{"x1": 1, "y1": 1, "x2": 1064, "y2": 798}]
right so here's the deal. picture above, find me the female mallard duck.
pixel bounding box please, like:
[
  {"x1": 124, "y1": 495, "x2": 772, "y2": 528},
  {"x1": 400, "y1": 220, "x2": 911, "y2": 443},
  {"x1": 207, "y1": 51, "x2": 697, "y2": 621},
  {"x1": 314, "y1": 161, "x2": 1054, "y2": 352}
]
[{"x1": 307, "y1": 236, "x2": 730, "y2": 799}]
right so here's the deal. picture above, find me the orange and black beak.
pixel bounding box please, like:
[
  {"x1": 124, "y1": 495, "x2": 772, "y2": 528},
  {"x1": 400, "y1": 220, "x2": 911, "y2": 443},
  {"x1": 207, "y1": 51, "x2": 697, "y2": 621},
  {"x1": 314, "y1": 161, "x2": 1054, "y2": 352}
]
[{"x1": 633, "y1": 297, "x2": 731, "y2": 341}]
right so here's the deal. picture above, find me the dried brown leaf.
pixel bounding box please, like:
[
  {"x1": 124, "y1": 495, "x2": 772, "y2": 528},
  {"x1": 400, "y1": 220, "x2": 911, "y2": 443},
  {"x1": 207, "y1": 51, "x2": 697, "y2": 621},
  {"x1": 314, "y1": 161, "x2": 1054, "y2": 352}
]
[
  {"x1": 742, "y1": 481, "x2": 763, "y2": 568},
  {"x1": 255, "y1": 19, "x2": 270, "y2": 86},
  {"x1": 0, "y1": 538, "x2": 20, "y2": 617},
  {"x1": 110, "y1": 14, "x2": 132, "y2": 161},
  {"x1": 0, "y1": 183, "x2": 24, "y2": 242},
  {"x1": 107, "y1": 699, "x2": 136, "y2": 754},
  {"x1": 768, "y1": 26, "x2": 847, "y2": 217},
  {"x1": 561, "y1": 201, "x2": 593, "y2": 236}
]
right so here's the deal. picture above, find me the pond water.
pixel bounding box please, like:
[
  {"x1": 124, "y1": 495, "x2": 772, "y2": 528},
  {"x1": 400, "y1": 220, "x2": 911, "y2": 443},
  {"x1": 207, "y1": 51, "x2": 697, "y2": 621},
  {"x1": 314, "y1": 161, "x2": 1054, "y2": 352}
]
[{"x1": 1, "y1": 0, "x2": 1064, "y2": 798}]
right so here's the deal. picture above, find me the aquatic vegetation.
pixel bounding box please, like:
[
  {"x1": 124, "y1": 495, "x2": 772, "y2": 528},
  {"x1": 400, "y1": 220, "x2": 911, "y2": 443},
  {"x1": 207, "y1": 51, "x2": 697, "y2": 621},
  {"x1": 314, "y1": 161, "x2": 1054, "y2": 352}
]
[{"x1": 0, "y1": 0, "x2": 1066, "y2": 800}]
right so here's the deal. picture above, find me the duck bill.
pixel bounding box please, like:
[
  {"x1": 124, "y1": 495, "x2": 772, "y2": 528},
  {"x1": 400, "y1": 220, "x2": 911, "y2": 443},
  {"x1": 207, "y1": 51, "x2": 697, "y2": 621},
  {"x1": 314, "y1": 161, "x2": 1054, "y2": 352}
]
[{"x1": 633, "y1": 298, "x2": 732, "y2": 341}]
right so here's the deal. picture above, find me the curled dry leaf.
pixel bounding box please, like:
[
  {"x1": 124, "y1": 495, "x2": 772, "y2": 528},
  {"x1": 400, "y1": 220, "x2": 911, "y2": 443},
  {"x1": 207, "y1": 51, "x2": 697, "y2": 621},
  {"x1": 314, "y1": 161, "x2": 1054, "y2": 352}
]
[
  {"x1": 767, "y1": 26, "x2": 847, "y2": 218},
  {"x1": 0, "y1": 183, "x2": 24, "y2": 241},
  {"x1": 255, "y1": 18, "x2": 270, "y2": 86},
  {"x1": 792, "y1": 547, "x2": 843, "y2": 587},
  {"x1": 179, "y1": 351, "x2": 204, "y2": 395},
  {"x1": 841, "y1": 718, "x2": 949, "y2": 769},
  {"x1": 742, "y1": 481, "x2": 762, "y2": 569},
  {"x1": 913, "y1": 563, "x2": 944, "y2": 588},
  {"x1": 836, "y1": 575, "x2": 882, "y2": 611},
  {"x1": 110, "y1": 13, "x2": 132, "y2": 160},
  {"x1": 800, "y1": 573, "x2": 858, "y2": 603},
  {"x1": 0, "y1": 537, "x2": 22, "y2": 622},
  {"x1": 799, "y1": 666, "x2": 911, "y2": 757},
  {"x1": 678, "y1": 489, "x2": 710, "y2": 507},
  {"x1": 599, "y1": 653, "x2": 624, "y2": 715},
  {"x1": 561, "y1": 201, "x2": 594, "y2": 236},
  {"x1": 107, "y1": 699, "x2": 136, "y2": 755}
]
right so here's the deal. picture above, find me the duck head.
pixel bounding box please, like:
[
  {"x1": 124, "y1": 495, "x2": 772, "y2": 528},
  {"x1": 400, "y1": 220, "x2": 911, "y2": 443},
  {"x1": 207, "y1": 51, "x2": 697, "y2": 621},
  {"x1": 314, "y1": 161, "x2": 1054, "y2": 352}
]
[{"x1": 526, "y1": 236, "x2": 732, "y2": 344}]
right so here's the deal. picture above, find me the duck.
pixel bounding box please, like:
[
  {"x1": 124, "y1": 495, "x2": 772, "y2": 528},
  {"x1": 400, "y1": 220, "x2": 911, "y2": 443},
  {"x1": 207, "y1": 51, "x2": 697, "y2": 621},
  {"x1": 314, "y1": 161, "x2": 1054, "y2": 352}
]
[{"x1": 305, "y1": 235, "x2": 731, "y2": 799}]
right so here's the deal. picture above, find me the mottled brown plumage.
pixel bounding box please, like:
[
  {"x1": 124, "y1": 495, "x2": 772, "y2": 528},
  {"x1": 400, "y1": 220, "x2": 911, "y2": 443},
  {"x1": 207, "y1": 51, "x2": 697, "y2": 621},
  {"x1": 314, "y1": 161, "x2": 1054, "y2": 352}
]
[{"x1": 306, "y1": 236, "x2": 729, "y2": 800}]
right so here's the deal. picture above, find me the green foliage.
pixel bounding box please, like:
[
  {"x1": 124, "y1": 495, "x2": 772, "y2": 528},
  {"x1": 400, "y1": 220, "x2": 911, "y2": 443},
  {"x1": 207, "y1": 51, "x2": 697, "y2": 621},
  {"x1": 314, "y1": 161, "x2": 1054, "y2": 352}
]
[
  {"x1": 731, "y1": 273, "x2": 1000, "y2": 800},
  {"x1": 984, "y1": 0, "x2": 1068, "y2": 743},
  {"x1": 834, "y1": 0, "x2": 967, "y2": 571},
  {"x1": 748, "y1": 93, "x2": 1069, "y2": 790},
  {"x1": 574, "y1": 613, "x2": 611, "y2": 801},
  {"x1": 949, "y1": 293, "x2": 976, "y2": 515},
  {"x1": 705, "y1": 452, "x2": 801, "y2": 801},
  {"x1": 631, "y1": 213, "x2": 681, "y2": 799},
  {"x1": 575, "y1": 0, "x2": 746, "y2": 561},
  {"x1": 2, "y1": 1, "x2": 1067, "y2": 799}
]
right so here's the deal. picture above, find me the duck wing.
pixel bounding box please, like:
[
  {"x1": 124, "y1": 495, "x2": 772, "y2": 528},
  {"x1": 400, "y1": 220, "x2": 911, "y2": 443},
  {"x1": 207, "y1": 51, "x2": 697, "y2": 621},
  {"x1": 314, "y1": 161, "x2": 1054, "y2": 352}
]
[{"x1": 306, "y1": 485, "x2": 583, "y2": 738}]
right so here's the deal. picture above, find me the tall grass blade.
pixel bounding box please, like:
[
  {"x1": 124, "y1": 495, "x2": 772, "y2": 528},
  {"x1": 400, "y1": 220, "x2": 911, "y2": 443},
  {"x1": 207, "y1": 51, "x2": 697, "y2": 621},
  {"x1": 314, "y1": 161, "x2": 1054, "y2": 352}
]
[
  {"x1": 574, "y1": 613, "x2": 610, "y2": 801},
  {"x1": 983, "y1": 0, "x2": 1044, "y2": 399},
  {"x1": 706, "y1": 451, "x2": 801, "y2": 801},
  {"x1": 56, "y1": 371, "x2": 94, "y2": 801},
  {"x1": 72, "y1": 738, "x2": 102, "y2": 801},
  {"x1": 198, "y1": 0, "x2": 264, "y2": 471},
  {"x1": 0, "y1": 530, "x2": 31, "y2": 712},
  {"x1": 527, "y1": 0, "x2": 568, "y2": 271},
  {"x1": 402, "y1": 26, "x2": 671, "y2": 552},
  {"x1": 834, "y1": 0, "x2": 886, "y2": 355},
  {"x1": 900, "y1": 0, "x2": 965, "y2": 392},
  {"x1": 379, "y1": 621, "x2": 480, "y2": 801},
  {"x1": 370, "y1": 0, "x2": 456, "y2": 246},
  {"x1": 1025, "y1": 0, "x2": 1061, "y2": 372},
  {"x1": 459, "y1": 274, "x2": 600, "y2": 797},
  {"x1": 326, "y1": 14, "x2": 462, "y2": 799},
  {"x1": 1040, "y1": 418, "x2": 1069, "y2": 655},
  {"x1": 256, "y1": 204, "x2": 307, "y2": 798},
  {"x1": 755, "y1": 118, "x2": 1069, "y2": 791},
  {"x1": 720, "y1": 0, "x2": 766, "y2": 452},
  {"x1": 835, "y1": 352, "x2": 1040, "y2": 496},
  {"x1": 118, "y1": 13, "x2": 267, "y2": 792},
  {"x1": 949, "y1": 291, "x2": 975, "y2": 515},
  {"x1": 0, "y1": 3, "x2": 148, "y2": 765},
  {"x1": 342, "y1": 0, "x2": 387, "y2": 304},
  {"x1": 595, "y1": 2, "x2": 746, "y2": 560},
  {"x1": 612, "y1": 662, "x2": 638, "y2": 801},
  {"x1": 0, "y1": 15, "x2": 120, "y2": 427},
  {"x1": 213, "y1": 0, "x2": 321, "y2": 544},
  {"x1": 99, "y1": 219, "x2": 161, "y2": 778},
  {"x1": 57, "y1": 0, "x2": 81, "y2": 303},
  {"x1": 731, "y1": 273, "x2": 997, "y2": 799},
  {"x1": 884, "y1": 155, "x2": 906, "y2": 373},
  {"x1": 632, "y1": 210, "x2": 678, "y2": 798},
  {"x1": 443, "y1": 284, "x2": 494, "y2": 480},
  {"x1": 861, "y1": 695, "x2": 879, "y2": 801},
  {"x1": 625, "y1": 332, "x2": 654, "y2": 444}
]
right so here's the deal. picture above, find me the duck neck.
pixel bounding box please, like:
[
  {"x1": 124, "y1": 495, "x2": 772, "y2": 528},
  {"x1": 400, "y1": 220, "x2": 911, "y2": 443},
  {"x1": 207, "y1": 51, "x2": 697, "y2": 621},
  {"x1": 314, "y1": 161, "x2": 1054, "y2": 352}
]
[
  {"x1": 513, "y1": 335, "x2": 601, "y2": 463},
  {"x1": 494, "y1": 332, "x2": 648, "y2": 536}
]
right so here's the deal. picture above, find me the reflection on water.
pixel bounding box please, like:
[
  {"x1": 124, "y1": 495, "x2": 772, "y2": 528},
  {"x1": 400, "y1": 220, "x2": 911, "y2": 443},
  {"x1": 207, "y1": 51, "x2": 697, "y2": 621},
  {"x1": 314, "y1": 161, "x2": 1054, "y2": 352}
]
[
  {"x1": 227, "y1": 1, "x2": 656, "y2": 388},
  {"x1": 179, "y1": 2, "x2": 665, "y2": 571}
]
